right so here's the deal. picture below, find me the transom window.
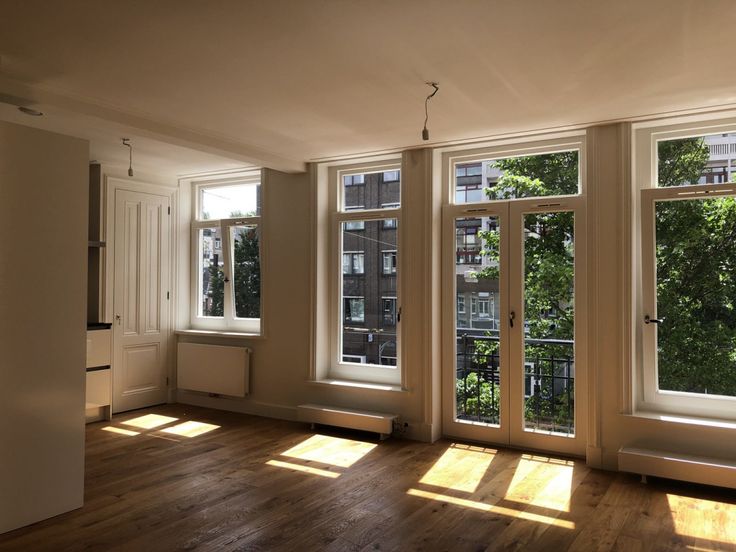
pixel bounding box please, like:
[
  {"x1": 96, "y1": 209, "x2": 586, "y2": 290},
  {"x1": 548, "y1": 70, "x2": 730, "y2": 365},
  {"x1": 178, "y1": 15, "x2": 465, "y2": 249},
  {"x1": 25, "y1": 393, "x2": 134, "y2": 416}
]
[
  {"x1": 191, "y1": 175, "x2": 262, "y2": 333},
  {"x1": 454, "y1": 149, "x2": 580, "y2": 204}
]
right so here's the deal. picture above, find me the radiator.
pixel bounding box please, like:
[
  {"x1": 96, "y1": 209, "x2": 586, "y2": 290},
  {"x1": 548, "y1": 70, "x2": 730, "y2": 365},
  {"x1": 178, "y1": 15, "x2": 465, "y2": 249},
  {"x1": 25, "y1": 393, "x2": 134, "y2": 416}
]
[
  {"x1": 177, "y1": 343, "x2": 250, "y2": 397},
  {"x1": 618, "y1": 447, "x2": 736, "y2": 489}
]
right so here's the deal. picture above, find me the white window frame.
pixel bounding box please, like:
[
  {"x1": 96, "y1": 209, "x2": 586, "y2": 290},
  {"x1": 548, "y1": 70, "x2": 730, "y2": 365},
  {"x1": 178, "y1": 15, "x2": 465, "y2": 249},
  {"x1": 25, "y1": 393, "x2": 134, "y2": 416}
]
[
  {"x1": 329, "y1": 161, "x2": 402, "y2": 385},
  {"x1": 190, "y1": 173, "x2": 263, "y2": 334},
  {"x1": 634, "y1": 116, "x2": 736, "y2": 419}
]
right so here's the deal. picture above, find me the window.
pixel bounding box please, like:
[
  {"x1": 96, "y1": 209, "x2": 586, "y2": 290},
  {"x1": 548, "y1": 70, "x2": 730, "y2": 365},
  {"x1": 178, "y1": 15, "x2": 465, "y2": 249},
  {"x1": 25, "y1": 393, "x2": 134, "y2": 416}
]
[
  {"x1": 382, "y1": 250, "x2": 397, "y2": 274},
  {"x1": 342, "y1": 252, "x2": 365, "y2": 275},
  {"x1": 342, "y1": 170, "x2": 401, "y2": 211},
  {"x1": 329, "y1": 163, "x2": 401, "y2": 385},
  {"x1": 634, "y1": 120, "x2": 736, "y2": 419},
  {"x1": 343, "y1": 297, "x2": 365, "y2": 323},
  {"x1": 382, "y1": 297, "x2": 397, "y2": 325},
  {"x1": 345, "y1": 220, "x2": 365, "y2": 231},
  {"x1": 343, "y1": 174, "x2": 365, "y2": 186},
  {"x1": 454, "y1": 150, "x2": 580, "y2": 203},
  {"x1": 191, "y1": 176, "x2": 262, "y2": 333},
  {"x1": 383, "y1": 170, "x2": 400, "y2": 182},
  {"x1": 457, "y1": 294, "x2": 465, "y2": 314}
]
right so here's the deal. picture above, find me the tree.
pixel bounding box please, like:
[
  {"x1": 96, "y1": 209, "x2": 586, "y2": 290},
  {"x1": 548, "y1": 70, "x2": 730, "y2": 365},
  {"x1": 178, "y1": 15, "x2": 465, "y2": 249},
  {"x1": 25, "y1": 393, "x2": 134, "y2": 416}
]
[
  {"x1": 655, "y1": 138, "x2": 736, "y2": 396},
  {"x1": 474, "y1": 152, "x2": 578, "y2": 430},
  {"x1": 232, "y1": 226, "x2": 261, "y2": 318},
  {"x1": 205, "y1": 211, "x2": 261, "y2": 319}
]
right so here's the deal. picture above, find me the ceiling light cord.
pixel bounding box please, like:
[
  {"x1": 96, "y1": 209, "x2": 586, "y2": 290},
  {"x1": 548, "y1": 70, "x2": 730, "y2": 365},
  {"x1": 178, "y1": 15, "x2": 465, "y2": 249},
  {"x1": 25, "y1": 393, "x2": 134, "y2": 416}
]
[
  {"x1": 422, "y1": 82, "x2": 439, "y2": 141},
  {"x1": 122, "y1": 138, "x2": 134, "y2": 177}
]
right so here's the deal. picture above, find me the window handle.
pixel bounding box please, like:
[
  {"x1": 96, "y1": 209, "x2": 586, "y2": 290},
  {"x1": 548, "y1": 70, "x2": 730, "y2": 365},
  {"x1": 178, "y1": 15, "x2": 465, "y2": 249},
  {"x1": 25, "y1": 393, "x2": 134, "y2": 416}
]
[
  {"x1": 224, "y1": 276, "x2": 230, "y2": 283},
  {"x1": 644, "y1": 315, "x2": 664, "y2": 325},
  {"x1": 509, "y1": 311, "x2": 515, "y2": 328},
  {"x1": 397, "y1": 307, "x2": 402, "y2": 323}
]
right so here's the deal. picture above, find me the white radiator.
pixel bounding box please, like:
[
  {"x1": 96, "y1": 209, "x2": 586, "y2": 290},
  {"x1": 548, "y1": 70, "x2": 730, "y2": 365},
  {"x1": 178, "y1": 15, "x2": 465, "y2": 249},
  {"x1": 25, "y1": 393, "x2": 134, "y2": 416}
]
[{"x1": 177, "y1": 343, "x2": 250, "y2": 397}]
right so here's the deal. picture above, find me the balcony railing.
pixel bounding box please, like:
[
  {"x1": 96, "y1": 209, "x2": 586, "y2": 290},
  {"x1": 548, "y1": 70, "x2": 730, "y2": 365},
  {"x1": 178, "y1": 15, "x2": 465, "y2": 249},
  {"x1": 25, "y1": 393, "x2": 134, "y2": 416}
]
[{"x1": 456, "y1": 333, "x2": 575, "y2": 435}]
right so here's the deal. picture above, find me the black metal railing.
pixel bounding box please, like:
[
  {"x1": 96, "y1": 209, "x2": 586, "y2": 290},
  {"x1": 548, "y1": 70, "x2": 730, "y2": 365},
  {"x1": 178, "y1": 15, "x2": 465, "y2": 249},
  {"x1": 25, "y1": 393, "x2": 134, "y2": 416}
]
[{"x1": 456, "y1": 333, "x2": 575, "y2": 435}]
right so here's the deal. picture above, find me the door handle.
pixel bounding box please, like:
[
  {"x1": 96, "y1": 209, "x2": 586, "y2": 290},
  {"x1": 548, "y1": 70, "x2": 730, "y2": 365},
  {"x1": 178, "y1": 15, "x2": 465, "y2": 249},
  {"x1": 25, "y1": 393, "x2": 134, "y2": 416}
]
[
  {"x1": 509, "y1": 311, "x2": 515, "y2": 328},
  {"x1": 115, "y1": 314, "x2": 121, "y2": 325},
  {"x1": 644, "y1": 315, "x2": 664, "y2": 325}
]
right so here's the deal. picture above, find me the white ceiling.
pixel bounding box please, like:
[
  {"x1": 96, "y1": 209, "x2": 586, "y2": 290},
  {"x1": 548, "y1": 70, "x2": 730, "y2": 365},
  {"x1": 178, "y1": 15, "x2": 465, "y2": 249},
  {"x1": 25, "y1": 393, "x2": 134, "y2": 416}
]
[{"x1": 1, "y1": 0, "x2": 735, "y2": 174}]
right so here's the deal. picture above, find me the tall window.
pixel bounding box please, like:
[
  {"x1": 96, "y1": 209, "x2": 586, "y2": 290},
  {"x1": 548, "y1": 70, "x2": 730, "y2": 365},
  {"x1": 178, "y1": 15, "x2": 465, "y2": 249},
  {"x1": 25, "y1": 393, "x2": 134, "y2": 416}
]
[
  {"x1": 191, "y1": 175, "x2": 262, "y2": 333},
  {"x1": 635, "y1": 122, "x2": 736, "y2": 419},
  {"x1": 333, "y1": 165, "x2": 401, "y2": 384}
]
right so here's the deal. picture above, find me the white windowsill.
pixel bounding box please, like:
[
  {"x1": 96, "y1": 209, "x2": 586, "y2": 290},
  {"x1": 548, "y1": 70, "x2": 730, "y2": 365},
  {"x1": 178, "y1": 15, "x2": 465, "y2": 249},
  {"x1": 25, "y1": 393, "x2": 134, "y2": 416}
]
[
  {"x1": 627, "y1": 410, "x2": 736, "y2": 430},
  {"x1": 307, "y1": 378, "x2": 407, "y2": 393},
  {"x1": 175, "y1": 329, "x2": 265, "y2": 339}
]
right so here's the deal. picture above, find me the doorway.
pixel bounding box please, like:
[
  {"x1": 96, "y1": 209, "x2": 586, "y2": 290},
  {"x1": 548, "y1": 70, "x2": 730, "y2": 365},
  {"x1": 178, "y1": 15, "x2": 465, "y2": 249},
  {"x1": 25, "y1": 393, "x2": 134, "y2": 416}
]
[{"x1": 111, "y1": 187, "x2": 171, "y2": 413}]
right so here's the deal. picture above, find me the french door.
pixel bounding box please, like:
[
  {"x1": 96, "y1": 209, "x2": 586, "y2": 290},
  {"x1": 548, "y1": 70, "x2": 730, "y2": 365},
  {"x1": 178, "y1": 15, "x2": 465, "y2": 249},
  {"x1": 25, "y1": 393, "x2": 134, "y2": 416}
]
[{"x1": 442, "y1": 196, "x2": 587, "y2": 457}]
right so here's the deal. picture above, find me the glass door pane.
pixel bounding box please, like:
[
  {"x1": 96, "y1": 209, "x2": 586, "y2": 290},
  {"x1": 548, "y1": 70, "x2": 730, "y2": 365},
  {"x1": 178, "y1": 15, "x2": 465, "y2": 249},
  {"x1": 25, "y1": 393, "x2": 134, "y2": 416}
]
[
  {"x1": 522, "y1": 211, "x2": 575, "y2": 436},
  {"x1": 455, "y1": 216, "x2": 502, "y2": 426}
]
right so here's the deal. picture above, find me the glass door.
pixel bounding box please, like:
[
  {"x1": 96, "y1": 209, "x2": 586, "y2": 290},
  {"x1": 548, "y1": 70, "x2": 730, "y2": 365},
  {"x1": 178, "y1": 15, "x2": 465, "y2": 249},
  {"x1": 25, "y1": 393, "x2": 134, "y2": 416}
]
[
  {"x1": 443, "y1": 199, "x2": 586, "y2": 457},
  {"x1": 508, "y1": 199, "x2": 586, "y2": 456},
  {"x1": 443, "y1": 205, "x2": 509, "y2": 444}
]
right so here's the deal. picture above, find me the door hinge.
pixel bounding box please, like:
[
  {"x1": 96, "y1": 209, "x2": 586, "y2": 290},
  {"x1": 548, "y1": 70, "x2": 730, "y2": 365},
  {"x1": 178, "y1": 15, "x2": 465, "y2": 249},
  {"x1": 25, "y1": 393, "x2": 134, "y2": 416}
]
[
  {"x1": 166, "y1": 377, "x2": 169, "y2": 386},
  {"x1": 167, "y1": 206, "x2": 171, "y2": 215},
  {"x1": 167, "y1": 291, "x2": 170, "y2": 300}
]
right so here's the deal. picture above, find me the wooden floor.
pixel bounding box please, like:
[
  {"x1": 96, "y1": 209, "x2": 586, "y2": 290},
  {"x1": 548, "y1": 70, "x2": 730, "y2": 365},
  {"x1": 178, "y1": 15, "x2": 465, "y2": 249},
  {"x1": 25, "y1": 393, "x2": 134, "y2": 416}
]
[{"x1": 1, "y1": 405, "x2": 735, "y2": 551}]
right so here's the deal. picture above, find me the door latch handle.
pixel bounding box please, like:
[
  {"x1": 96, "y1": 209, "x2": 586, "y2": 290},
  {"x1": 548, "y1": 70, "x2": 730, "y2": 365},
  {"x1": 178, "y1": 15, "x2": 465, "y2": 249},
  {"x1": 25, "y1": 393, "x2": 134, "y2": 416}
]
[
  {"x1": 644, "y1": 315, "x2": 664, "y2": 325},
  {"x1": 115, "y1": 314, "x2": 122, "y2": 326},
  {"x1": 509, "y1": 311, "x2": 515, "y2": 328}
]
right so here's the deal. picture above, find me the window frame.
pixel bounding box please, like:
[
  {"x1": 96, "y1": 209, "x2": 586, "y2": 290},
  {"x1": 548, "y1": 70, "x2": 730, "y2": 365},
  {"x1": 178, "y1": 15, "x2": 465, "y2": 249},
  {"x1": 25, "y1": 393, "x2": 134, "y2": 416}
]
[
  {"x1": 634, "y1": 117, "x2": 736, "y2": 419},
  {"x1": 190, "y1": 174, "x2": 263, "y2": 334},
  {"x1": 329, "y1": 161, "x2": 403, "y2": 385}
]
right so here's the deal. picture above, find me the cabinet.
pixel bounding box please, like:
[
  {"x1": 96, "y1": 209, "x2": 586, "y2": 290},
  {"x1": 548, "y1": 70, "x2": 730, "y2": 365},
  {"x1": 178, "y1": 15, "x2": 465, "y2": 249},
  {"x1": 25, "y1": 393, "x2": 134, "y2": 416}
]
[
  {"x1": 86, "y1": 325, "x2": 112, "y2": 421},
  {"x1": 86, "y1": 164, "x2": 112, "y2": 423}
]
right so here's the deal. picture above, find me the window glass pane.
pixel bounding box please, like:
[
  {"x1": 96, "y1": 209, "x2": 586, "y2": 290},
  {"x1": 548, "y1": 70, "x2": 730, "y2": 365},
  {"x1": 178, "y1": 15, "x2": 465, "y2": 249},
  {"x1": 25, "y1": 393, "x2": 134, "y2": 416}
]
[
  {"x1": 342, "y1": 170, "x2": 401, "y2": 211},
  {"x1": 655, "y1": 197, "x2": 736, "y2": 397},
  {"x1": 455, "y1": 216, "x2": 500, "y2": 426},
  {"x1": 523, "y1": 211, "x2": 575, "y2": 436},
  {"x1": 454, "y1": 151, "x2": 579, "y2": 203},
  {"x1": 231, "y1": 224, "x2": 261, "y2": 319},
  {"x1": 658, "y1": 133, "x2": 736, "y2": 187},
  {"x1": 200, "y1": 182, "x2": 260, "y2": 220},
  {"x1": 341, "y1": 219, "x2": 398, "y2": 367},
  {"x1": 199, "y1": 227, "x2": 224, "y2": 317}
]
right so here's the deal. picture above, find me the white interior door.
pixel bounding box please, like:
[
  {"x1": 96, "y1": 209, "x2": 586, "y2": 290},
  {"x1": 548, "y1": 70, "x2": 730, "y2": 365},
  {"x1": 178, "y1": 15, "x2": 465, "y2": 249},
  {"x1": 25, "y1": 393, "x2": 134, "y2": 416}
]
[
  {"x1": 113, "y1": 188, "x2": 171, "y2": 413},
  {"x1": 443, "y1": 198, "x2": 586, "y2": 457}
]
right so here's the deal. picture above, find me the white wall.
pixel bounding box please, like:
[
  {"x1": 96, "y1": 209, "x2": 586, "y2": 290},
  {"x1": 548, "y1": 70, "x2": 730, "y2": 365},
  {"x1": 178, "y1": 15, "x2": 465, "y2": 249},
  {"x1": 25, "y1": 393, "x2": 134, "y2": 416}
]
[{"x1": 0, "y1": 121, "x2": 88, "y2": 533}]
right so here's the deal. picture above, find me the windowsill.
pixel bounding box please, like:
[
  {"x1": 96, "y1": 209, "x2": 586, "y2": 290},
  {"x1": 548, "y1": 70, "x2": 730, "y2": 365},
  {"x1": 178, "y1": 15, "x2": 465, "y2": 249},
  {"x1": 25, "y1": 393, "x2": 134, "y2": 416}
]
[
  {"x1": 175, "y1": 329, "x2": 265, "y2": 339},
  {"x1": 626, "y1": 410, "x2": 736, "y2": 430},
  {"x1": 307, "y1": 378, "x2": 407, "y2": 393}
]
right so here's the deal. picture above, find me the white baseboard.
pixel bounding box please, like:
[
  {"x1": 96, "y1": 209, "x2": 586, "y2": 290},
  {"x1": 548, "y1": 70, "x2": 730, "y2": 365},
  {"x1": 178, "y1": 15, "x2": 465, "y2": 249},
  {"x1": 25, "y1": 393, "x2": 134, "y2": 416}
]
[{"x1": 175, "y1": 390, "x2": 298, "y2": 422}]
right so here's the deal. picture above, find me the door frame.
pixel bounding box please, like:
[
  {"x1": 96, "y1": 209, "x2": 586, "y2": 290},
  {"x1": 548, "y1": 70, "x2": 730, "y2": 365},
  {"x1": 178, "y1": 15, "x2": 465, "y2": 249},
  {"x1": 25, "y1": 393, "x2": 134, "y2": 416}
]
[
  {"x1": 439, "y1": 134, "x2": 589, "y2": 457},
  {"x1": 105, "y1": 175, "x2": 178, "y2": 409}
]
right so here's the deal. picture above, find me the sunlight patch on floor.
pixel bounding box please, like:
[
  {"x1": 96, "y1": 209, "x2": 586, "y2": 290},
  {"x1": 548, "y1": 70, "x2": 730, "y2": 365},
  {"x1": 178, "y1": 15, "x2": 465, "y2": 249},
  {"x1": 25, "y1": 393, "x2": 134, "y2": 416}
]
[
  {"x1": 667, "y1": 493, "x2": 736, "y2": 545},
  {"x1": 281, "y1": 434, "x2": 377, "y2": 468},
  {"x1": 503, "y1": 455, "x2": 574, "y2": 512},
  {"x1": 121, "y1": 414, "x2": 179, "y2": 429},
  {"x1": 161, "y1": 421, "x2": 220, "y2": 438},
  {"x1": 406, "y1": 488, "x2": 574, "y2": 529},
  {"x1": 102, "y1": 426, "x2": 139, "y2": 436},
  {"x1": 266, "y1": 459, "x2": 340, "y2": 478},
  {"x1": 419, "y1": 443, "x2": 497, "y2": 493}
]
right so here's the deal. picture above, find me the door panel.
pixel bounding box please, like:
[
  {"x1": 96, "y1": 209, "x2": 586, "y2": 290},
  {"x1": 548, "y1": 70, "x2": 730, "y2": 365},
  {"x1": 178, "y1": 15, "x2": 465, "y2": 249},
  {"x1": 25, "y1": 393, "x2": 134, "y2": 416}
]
[{"x1": 113, "y1": 189, "x2": 170, "y2": 413}]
